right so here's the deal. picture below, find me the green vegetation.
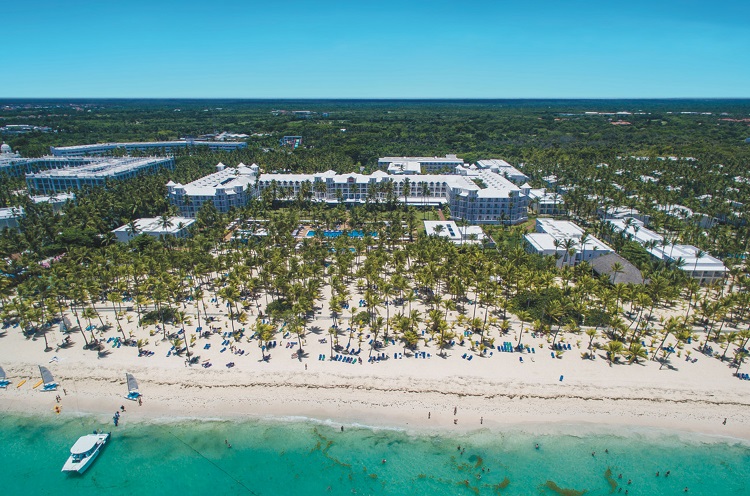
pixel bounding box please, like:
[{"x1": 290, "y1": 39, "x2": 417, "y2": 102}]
[{"x1": 1, "y1": 99, "x2": 749, "y2": 373}]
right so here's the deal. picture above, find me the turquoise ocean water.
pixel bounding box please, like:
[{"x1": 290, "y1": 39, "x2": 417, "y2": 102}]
[{"x1": 1, "y1": 414, "x2": 748, "y2": 495}]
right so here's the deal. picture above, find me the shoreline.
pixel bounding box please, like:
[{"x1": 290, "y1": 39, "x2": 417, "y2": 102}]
[{"x1": 2, "y1": 363, "x2": 749, "y2": 442}]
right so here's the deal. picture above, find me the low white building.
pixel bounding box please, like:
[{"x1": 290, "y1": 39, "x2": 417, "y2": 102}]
[
  {"x1": 608, "y1": 217, "x2": 726, "y2": 284},
  {"x1": 525, "y1": 218, "x2": 612, "y2": 267},
  {"x1": 112, "y1": 216, "x2": 195, "y2": 243},
  {"x1": 0, "y1": 207, "x2": 24, "y2": 230},
  {"x1": 423, "y1": 221, "x2": 493, "y2": 246},
  {"x1": 386, "y1": 161, "x2": 422, "y2": 175},
  {"x1": 527, "y1": 188, "x2": 565, "y2": 216}
]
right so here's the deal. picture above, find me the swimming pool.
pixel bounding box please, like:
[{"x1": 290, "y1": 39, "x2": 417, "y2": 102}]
[{"x1": 306, "y1": 230, "x2": 377, "y2": 238}]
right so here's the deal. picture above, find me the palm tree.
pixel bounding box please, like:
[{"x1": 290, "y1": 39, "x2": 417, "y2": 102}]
[
  {"x1": 624, "y1": 343, "x2": 648, "y2": 364},
  {"x1": 605, "y1": 340, "x2": 624, "y2": 366}
]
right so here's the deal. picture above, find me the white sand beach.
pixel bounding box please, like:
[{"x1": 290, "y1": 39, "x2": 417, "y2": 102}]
[{"x1": 2, "y1": 297, "x2": 749, "y2": 440}]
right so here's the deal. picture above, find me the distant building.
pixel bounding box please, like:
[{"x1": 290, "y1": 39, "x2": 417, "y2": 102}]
[
  {"x1": 167, "y1": 163, "x2": 259, "y2": 217},
  {"x1": 608, "y1": 217, "x2": 726, "y2": 284},
  {"x1": 279, "y1": 136, "x2": 302, "y2": 148},
  {"x1": 26, "y1": 156, "x2": 174, "y2": 194},
  {"x1": 0, "y1": 207, "x2": 24, "y2": 230},
  {"x1": 378, "y1": 154, "x2": 465, "y2": 173},
  {"x1": 30, "y1": 192, "x2": 76, "y2": 213},
  {"x1": 386, "y1": 161, "x2": 422, "y2": 175},
  {"x1": 50, "y1": 140, "x2": 246, "y2": 157},
  {"x1": 525, "y1": 218, "x2": 613, "y2": 267},
  {"x1": 1, "y1": 124, "x2": 53, "y2": 134},
  {"x1": 424, "y1": 220, "x2": 493, "y2": 246},
  {"x1": 112, "y1": 216, "x2": 195, "y2": 243}
]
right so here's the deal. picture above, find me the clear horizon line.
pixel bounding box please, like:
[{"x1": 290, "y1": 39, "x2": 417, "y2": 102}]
[{"x1": 2, "y1": 96, "x2": 750, "y2": 101}]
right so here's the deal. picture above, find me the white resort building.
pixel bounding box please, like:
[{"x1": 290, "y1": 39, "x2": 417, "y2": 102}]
[
  {"x1": 112, "y1": 216, "x2": 195, "y2": 243},
  {"x1": 167, "y1": 163, "x2": 260, "y2": 217},
  {"x1": 525, "y1": 218, "x2": 613, "y2": 267},
  {"x1": 50, "y1": 140, "x2": 246, "y2": 156},
  {"x1": 423, "y1": 221, "x2": 493, "y2": 246},
  {"x1": 26, "y1": 156, "x2": 174, "y2": 194},
  {"x1": 475, "y1": 159, "x2": 529, "y2": 185},
  {"x1": 169, "y1": 162, "x2": 529, "y2": 225},
  {"x1": 256, "y1": 168, "x2": 528, "y2": 224},
  {"x1": 608, "y1": 217, "x2": 726, "y2": 284},
  {"x1": 378, "y1": 154, "x2": 465, "y2": 173}
]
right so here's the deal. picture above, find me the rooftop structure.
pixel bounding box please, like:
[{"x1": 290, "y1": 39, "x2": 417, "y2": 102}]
[
  {"x1": 26, "y1": 156, "x2": 174, "y2": 194},
  {"x1": 0, "y1": 154, "x2": 97, "y2": 177},
  {"x1": 475, "y1": 159, "x2": 529, "y2": 185},
  {"x1": 378, "y1": 154, "x2": 465, "y2": 173},
  {"x1": 608, "y1": 217, "x2": 726, "y2": 284},
  {"x1": 50, "y1": 140, "x2": 246, "y2": 157},
  {"x1": 167, "y1": 163, "x2": 259, "y2": 217},
  {"x1": 590, "y1": 253, "x2": 645, "y2": 285},
  {"x1": 527, "y1": 188, "x2": 564, "y2": 216},
  {"x1": 525, "y1": 218, "x2": 612, "y2": 267},
  {"x1": 112, "y1": 216, "x2": 195, "y2": 243},
  {"x1": 424, "y1": 221, "x2": 493, "y2": 246},
  {"x1": 386, "y1": 161, "x2": 422, "y2": 175}
]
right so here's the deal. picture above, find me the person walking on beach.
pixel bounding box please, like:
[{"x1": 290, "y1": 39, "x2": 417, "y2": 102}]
[{"x1": 723, "y1": 418, "x2": 727, "y2": 425}]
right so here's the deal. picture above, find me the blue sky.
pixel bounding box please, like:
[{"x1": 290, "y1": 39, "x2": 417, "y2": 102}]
[{"x1": 2, "y1": 0, "x2": 749, "y2": 98}]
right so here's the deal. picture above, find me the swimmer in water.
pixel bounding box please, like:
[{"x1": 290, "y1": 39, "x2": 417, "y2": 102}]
[
  {"x1": 535, "y1": 443, "x2": 540, "y2": 450},
  {"x1": 382, "y1": 459, "x2": 386, "y2": 464}
]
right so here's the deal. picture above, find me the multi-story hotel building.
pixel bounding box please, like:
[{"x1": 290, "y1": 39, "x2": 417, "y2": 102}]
[
  {"x1": 169, "y1": 159, "x2": 530, "y2": 225},
  {"x1": 377, "y1": 154, "x2": 465, "y2": 173},
  {"x1": 26, "y1": 156, "x2": 174, "y2": 194},
  {"x1": 167, "y1": 163, "x2": 260, "y2": 217},
  {"x1": 50, "y1": 140, "x2": 246, "y2": 157}
]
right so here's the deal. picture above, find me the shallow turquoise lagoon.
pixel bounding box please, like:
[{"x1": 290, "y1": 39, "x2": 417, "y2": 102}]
[{"x1": 1, "y1": 414, "x2": 747, "y2": 495}]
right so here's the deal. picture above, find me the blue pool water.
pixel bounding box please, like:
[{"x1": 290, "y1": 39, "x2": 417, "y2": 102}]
[{"x1": 307, "y1": 230, "x2": 377, "y2": 238}]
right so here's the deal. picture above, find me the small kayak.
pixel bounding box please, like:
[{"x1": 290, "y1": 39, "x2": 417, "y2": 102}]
[
  {"x1": 32, "y1": 379, "x2": 43, "y2": 389},
  {"x1": 17, "y1": 379, "x2": 27, "y2": 388}
]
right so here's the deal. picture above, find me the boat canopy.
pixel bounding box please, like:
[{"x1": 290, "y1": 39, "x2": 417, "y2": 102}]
[
  {"x1": 126, "y1": 373, "x2": 138, "y2": 392},
  {"x1": 39, "y1": 366, "x2": 55, "y2": 385},
  {"x1": 70, "y1": 435, "x2": 99, "y2": 455}
]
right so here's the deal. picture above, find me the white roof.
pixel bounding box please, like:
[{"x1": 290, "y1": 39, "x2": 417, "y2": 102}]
[
  {"x1": 27, "y1": 156, "x2": 170, "y2": 180},
  {"x1": 169, "y1": 164, "x2": 258, "y2": 196},
  {"x1": 112, "y1": 217, "x2": 195, "y2": 235},
  {"x1": 70, "y1": 435, "x2": 101, "y2": 455},
  {"x1": 424, "y1": 221, "x2": 487, "y2": 244}
]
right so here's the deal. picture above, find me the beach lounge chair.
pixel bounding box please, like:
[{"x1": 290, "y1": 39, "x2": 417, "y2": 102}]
[
  {"x1": 519, "y1": 357, "x2": 523, "y2": 363},
  {"x1": 467, "y1": 355, "x2": 473, "y2": 361},
  {"x1": 220, "y1": 347, "x2": 226, "y2": 353},
  {"x1": 462, "y1": 353, "x2": 467, "y2": 359},
  {"x1": 551, "y1": 352, "x2": 555, "y2": 358}
]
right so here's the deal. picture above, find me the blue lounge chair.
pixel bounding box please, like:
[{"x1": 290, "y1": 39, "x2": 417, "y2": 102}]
[
  {"x1": 220, "y1": 347, "x2": 226, "y2": 353},
  {"x1": 551, "y1": 352, "x2": 555, "y2": 358},
  {"x1": 467, "y1": 355, "x2": 473, "y2": 361}
]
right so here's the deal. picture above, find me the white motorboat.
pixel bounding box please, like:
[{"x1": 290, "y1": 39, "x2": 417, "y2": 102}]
[{"x1": 61, "y1": 432, "x2": 110, "y2": 473}]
